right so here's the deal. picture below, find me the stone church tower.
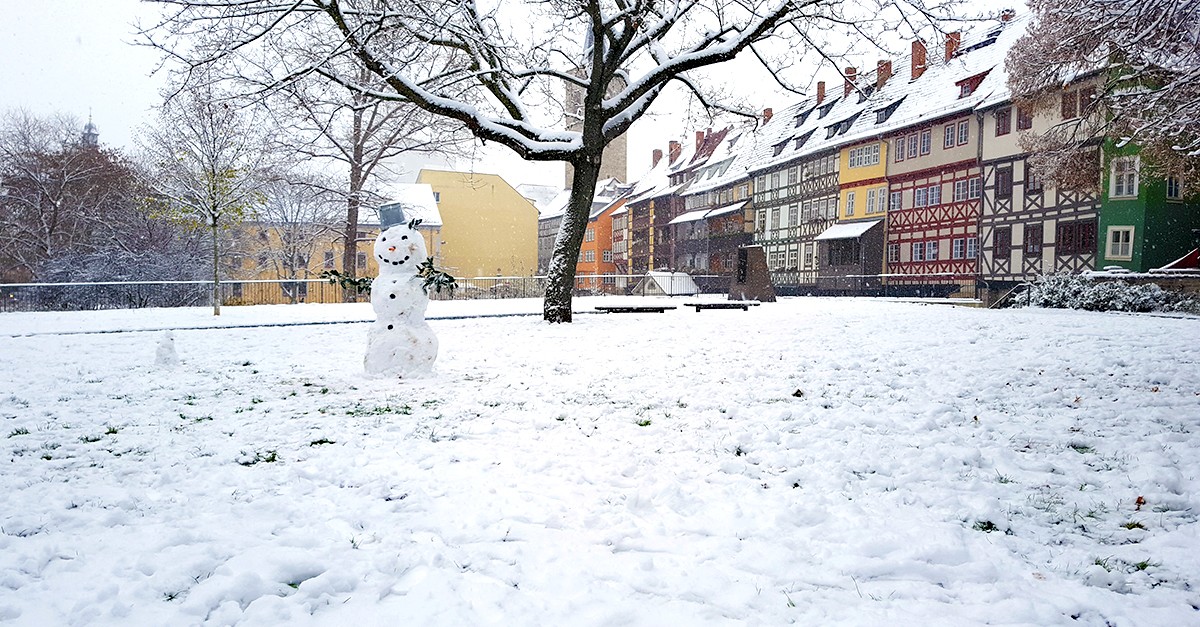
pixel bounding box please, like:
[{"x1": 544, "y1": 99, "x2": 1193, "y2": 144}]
[{"x1": 563, "y1": 33, "x2": 628, "y2": 187}]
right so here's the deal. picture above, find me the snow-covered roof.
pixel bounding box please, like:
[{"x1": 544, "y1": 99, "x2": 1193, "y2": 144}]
[
  {"x1": 539, "y1": 189, "x2": 572, "y2": 220},
  {"x1": 681, "y1": 128, "x2": 755, "y2": 197},
  {"x1": 740, "y1": 14, "x2": 1027, "y2": 175},
  {"x1": 516, "y1": 183, "x2": 563, "y2": 212},
  {"x1": 378, "y1": 184, "x2": 442, "y2": 227},
  {"x1": 668, "y1": 209, "x2": 710, "y2": 225},
  {"x1": 813, "y1": 219, "x2": 882, "y2": 240},
  {"x1": 706, "y1": 200, "x2": 749, "y2": 218}
]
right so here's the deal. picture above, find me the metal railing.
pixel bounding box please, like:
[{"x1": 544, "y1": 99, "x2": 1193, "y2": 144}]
[{"x1": 0, "y1": 275, "x2": 733, "y2": 312}]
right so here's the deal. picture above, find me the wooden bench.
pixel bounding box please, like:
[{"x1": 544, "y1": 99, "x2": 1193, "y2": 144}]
[
  {"x1": 684, "y1": 301, "x2": 761, "y2": 312},
  {"x1": 595, "y1": 305, "x2": 677, "y2": 314}
]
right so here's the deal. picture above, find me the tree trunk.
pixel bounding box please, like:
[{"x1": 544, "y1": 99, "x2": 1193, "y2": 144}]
[
  {"x1": 543, "y1": 155, "x2": 602, "y2": 323},
  {"x1": 342, "y1": 108, "x2": 366, "y2": 303},
  {"x1": 211, "y1": 220, "x2": 221, "y2": 316}
]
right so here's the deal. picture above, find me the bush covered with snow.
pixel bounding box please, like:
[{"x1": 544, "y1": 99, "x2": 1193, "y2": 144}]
[{"x1": 1012, "y1": 274, "x2": 1199, "y2": 313}]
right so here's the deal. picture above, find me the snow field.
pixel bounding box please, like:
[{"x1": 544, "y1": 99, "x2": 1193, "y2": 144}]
[{"x1": 1, "y1": 298, "x2": 1199, "y2": 625}]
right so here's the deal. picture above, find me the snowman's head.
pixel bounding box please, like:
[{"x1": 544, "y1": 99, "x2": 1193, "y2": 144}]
[{"x1": 374, "y1": 223, "x2": 428, "y2": 272}]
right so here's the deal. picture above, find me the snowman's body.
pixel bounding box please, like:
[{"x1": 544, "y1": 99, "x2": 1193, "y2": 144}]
[{"x1": 364, "y1": 223, "x2": 438, "y2": 377}]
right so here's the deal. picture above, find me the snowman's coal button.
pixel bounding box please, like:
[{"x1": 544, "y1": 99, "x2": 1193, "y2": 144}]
[
  {"x1": 387, "y1": 324, "x2": 393, "y2": 330},
  {"x1": 389, "y1": 294, "x2": 396, "y2": 299},
  {"x1": 402, "y1": 235, "x2": 408, "y2": 240}
]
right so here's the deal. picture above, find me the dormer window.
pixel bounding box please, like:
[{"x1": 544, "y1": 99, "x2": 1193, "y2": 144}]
[
  {"x1": 955, "y1": 71, "x2": 990, "y2": 99},
  {"x1": 856, "y1": 85, "x2": 875, "y2": 104},
  {"x1": 773, "y1": 141, "x2": 787, "y2": 157},
  {"x1": 794, "y1": 131, "x2": 813, "y2": 151},
  {"x1": 874, "y1": 98, "x2": 905, "y2": 124},
  {"x1": 818, "y1": 99, "x2": 837, "y2": 119}
]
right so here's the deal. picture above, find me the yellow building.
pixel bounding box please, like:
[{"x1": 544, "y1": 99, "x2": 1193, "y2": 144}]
[
  {"x1": 416, "y1": 169, "x2": 538, "y2": 277},
  {"x1": 225, "y1": 221, "x2": 381, "y2": 304},
  {"x1": 838, "y1": 140, "x2": 890, "y2": 221}
]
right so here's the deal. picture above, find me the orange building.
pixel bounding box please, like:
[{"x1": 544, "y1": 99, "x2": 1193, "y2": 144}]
[{"x1": 575, "y1": 180, "x2": 632, "y2": 293}]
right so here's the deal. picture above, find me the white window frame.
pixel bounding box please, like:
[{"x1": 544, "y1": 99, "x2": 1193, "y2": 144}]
[
  {"x1": 920, "y1": 129, "x2": 932, "y2": 155},
  {"x1": 887, "y1": 243, "x2": 900, "y2": 264},
  {"x1": 952, "y1": 238, "x2": 965, "y2": 259},
  {"x1": 1106, "y1": 226, "x2": 1134, "y2": 260},
  {"x1": 911, "y1": 242, "x2": 924, "y2": 262},
  {"x1": 1110, "y1": 156, "x2": 1139, "y2": 199},
  {"x1": 848, "y1": 144, "x2": 881, "y2": 168},
  {"x1": 943, "y1": 124, "x2": 955, "y2": 149},
  {"x1": 926, "y1": 240, "x2": 938, "y2": 261},
  {"x1": 866, "y1": 188, "x2": 879, "y2": 214},
  {"x1": 915, "y1": 187, "x2": 928, "y2": 208},
  {"x1": 966, "y1": 236, "x2": 978, "y2": 259},
  {"x1": 928, "y1": 184, "x2": 941, "y2": 206},
  {"x1": 889, "y1": 191, "x2": 903, "y2": 212},
  {"x1": 957, "y1": 120, "x2": 970, "y2": 146},
  {"x1": 603, "y1": 249, "x2": 613, "y2": 263},
  {"x1": 969, "y1": 177, "x2": 982, "y2": 199},
  {"x1": 1166, "y1": 175, "x2": 1181, "y2": 200},
  {"x1": 845, "y1": 191, "x2": 856, "y2": 216}
]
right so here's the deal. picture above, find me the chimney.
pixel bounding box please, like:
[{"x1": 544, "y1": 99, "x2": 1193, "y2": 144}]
[
  {"x1": 911, "y1": 40, "x2": 927, "y2": 80},
  {"x1": 876, "y1": 60, "x2": 892, "y2": 89},
  {"x1": 696, "y1": 130, "x2": 705, "y2": 151},
  {"x1": 843, "y1": 67, "x2": 857, "y2": 97},
  {"x1": 1000, "y1": 8, "x2": 1015, "y2": 21},
  {"x1": 651, "y1": 149, "x2": 663, "y2": 168},
  {"x1": 816, "y1": 82, "x2": 825, "y2": 104},
  {"x1": 668, "y1": 140, "x2": 681, "y2": 163},
  {"x1": 762, "y1": 108, "x2": 773, "y2": 123},
  {"x1": 945, "y1": 31, "x2": 960, "y2": 61}
]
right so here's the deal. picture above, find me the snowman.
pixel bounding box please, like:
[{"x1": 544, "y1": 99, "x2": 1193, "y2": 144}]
[{"x1": 364, "y1": 220, "x2": 438, "y2": 378}]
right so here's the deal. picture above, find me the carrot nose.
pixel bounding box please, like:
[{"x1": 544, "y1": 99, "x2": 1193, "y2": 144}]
[{"x1": 388, "y1": 246, "x2": 396, "y2": 252}]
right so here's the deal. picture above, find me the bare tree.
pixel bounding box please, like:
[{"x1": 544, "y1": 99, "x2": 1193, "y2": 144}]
[
  {"x1": 0, "y1": 109, "x2": 132, "y2": 281},
  {"x1": 138, "y1": 87, "x2": 274, "y2": 315},
  {"x1": 1008, "y1": 0, "x2": 1200, "y2": 192},
  {"x1": 144, "y1": 0, "x2": 948, "y2": 322},
  {"x1": 249, "y1": 172, "x2": 342, "y2": 290},
  {"x1": 263, "y1": 66, "x2": 471, "y2": 301}
]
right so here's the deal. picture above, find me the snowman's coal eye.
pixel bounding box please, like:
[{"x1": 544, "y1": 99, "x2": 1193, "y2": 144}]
[
  {"x1": 381, "y1": 237, "x2": 386, "y2": 241},
  {"x1": 402, "y1": 235, "x2": 408, "y2": 240}
]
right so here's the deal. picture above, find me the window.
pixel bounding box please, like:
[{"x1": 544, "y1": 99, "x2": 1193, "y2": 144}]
[
  {"x1": 231, "y1": 283, "x2": 244, "y2": 298},
  {"x1": 603, "y1": 249, "x2": 613, "y2": 262},
  {"x1": 994, "y1": 226, "x2": 1012, "y2": 257},
  {"x1": 996, "y1": 108, "x2": 1011, "y2": 136},
  {"x1": 603, "y1": 273, "x2": 616, "y2": 284},
  {"x1": 323, "y1": 251, "x2": 335, "y2": 270},
  {"x1": 954, "y1": 179, "x2": 968, "y2": 201},
  {"x1": 1110, "y1": 156, "x2": 1139, "y2": 198},
  {"x1": 895, "y1": 138, "x2": 906, "y2": 162},
  {"x1": 788, "y1": 204, "x2": 798, "y2": 226},
  {"x1": 356, "y1": 252, "x2": 367, "y2": 269},
  {"x1": 952, "y1": 238, "x2": 965, "y2": 259},
  {"x1": 915, "y1": 187, "x2": 928, "y2": 208},
  {"x1": 908, "y1": 134, "x2": 919, "y2": 159},
  {"x1": 889, "y1": 191, "x2": 903, "y2": 212},
  {"x1": 1061, "y1": 90, "x2": 1078, "y2": 119},
  {"x1": 966, "y1": 237, "x2": 978, "y2": 259},
  {"x1": 944, "y1": 124, "x2": 955, "y2": 149},
  {"x1": 1017, "y1": 106, "x2": 1033, "y2": 130},
  {"x1": 996, "y1": 168, "x2": 1014, "y2": 198},
  {"x1": 959, "y1": 83, "x2": 973, "y2": 98},
  {"x1": 867, "y1": 188, "x2": 879, "y2": 214},
  {"x1": 770, "y1": 250, "x2": 782, "y2": 269},
  {"x1": 1106, "y1": 226, "x2": 1134, "y2": 260},
  {"x1": 887, "y1": 243, "x2": 900, "y2": 264},
  {"x1": 788, "y1": 167, "x2": 798, "y2": 185},
  {"x1": 911, "y1": 242, "x2": 925, "y2": 262},
  {"x1": 920, "y1": 130, "x2": 932, "y2": 155},
  {"x1": 1167, "y1": 176, "x2": 1182, "y2": 200},
  {"x1": 433, "y1": 191, "x2": 440, "y2": 202},
  {"x1": 928, "y1": 184, "x2": 941, "y2": 206},
  {"x1": 770, "y1": 208, "x2": 781, "y2": 230},
  {"x1": 757, "y1": 210, "x2": 766, "y2": 236},
  {"x1": 788, "y1": 247, "x2": 799, "y2": 269},
  {"x1": 771, "y1": 172, "x2": 780, "y2": 190},
  {"x1": 1023, "y1": 223, "x2": 1042, "y2": 257},
  {"x1": 969, "y1": 177, "x2": 982, "y2": 199},
  {"x1": 584, "y1": 250, "x2": 596, "y2": 263},
  {"x1": 585, "y1": 228, "x2": 595, "y2": 242},
  {"x1": 845, "y1": 191, "x2": 856, "y2": 216},
  {"x1": 1025, "y1": 164, "x2": 1044, "y2": 193},
  {"x1": 803, "y1": 243, "x2": 816, "y2": 269},
  {"x1": 957, "y1": 120, "x2": 970, "y2": 146},
  {"x1": 926, "y1": 240, "x2": 938, "y2": 261},
  {"x1": 848, "y1": 144, "x2": 881, "y2": 168},
  {"x1": 1056, "y1": 219, "x2": 1097, "y2": 256}
]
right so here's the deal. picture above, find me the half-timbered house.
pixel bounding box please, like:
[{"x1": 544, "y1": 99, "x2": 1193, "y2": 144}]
[{"x1": 674, "y1": 126, "x2": 755, "y2": 279}]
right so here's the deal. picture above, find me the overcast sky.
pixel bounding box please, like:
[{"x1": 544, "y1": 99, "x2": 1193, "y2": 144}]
[{"x1": 0, "y1": 0, "x2": 1012, "y2": 192}]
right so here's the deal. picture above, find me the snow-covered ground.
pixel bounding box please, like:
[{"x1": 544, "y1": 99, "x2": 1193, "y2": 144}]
[{"x1": 1, "y1": 297, "x2": 1198, "y2": 625}]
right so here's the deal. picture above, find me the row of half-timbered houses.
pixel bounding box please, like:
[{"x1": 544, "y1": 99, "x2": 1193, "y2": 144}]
[{"x1": 590, "y1": 10, "x2": 1198, "y2": 300}]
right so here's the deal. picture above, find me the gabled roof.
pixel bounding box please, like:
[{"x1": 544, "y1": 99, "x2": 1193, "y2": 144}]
[{"x1": 738, "y1": 13, "x2": 1027, "y2": 175}]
